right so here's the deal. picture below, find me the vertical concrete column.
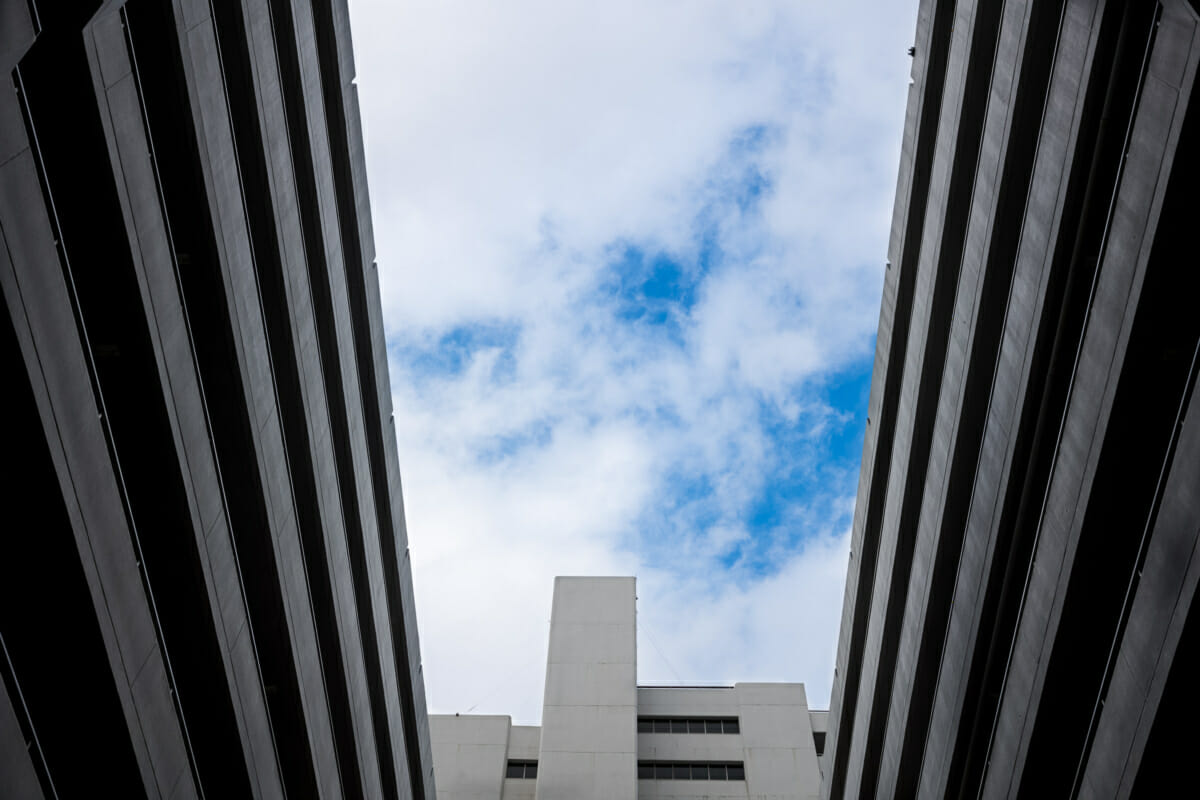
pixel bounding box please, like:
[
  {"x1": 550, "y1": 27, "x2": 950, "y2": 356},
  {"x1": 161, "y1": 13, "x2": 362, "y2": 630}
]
[
  {"x1": 536, "y1": 577, "x2": 637, "y2": 800},
  {"x1": 738, "y1": 683, "x2": 821, "y2": 799}
]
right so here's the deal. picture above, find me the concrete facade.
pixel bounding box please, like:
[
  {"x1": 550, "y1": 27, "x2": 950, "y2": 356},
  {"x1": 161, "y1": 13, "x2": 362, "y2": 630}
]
[
  {"x1": 432, "y1": 578, "x2": 825, "y2": 800},
  {"x1": 637, "y1": 686, "x2": 822, "y2": 800},
  {"x1": 822, "y1": 0, "x2": 1200, "y2": 797},
  {"x1": 0, "y1": 1, "x2": 434, "y2": 798},
  {"x1": 539, "y1": 577, "x2": 639, "y2": 800}
]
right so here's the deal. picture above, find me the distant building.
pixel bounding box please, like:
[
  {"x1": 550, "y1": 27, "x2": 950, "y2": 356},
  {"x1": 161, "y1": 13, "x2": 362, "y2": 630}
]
[
  {"x1": 0, "y1": 1, "x2": 433, "y2": 797},
  {"x1": 822, "y1": 0, "x2": 1200, "y2": 797},
  {"x1": 432, "y1": 577, "x2": 826, "y2": 800}
]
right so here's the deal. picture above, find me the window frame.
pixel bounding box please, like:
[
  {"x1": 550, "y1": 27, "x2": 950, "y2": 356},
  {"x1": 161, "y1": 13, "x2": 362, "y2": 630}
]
[{"x1": 505, "y1": 760, "x2": 537, "y2": 779}]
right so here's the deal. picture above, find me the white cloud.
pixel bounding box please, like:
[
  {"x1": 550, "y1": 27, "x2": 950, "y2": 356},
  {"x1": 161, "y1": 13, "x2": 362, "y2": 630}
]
[{"x1": 349, "y1": 0, "x2": 918, "y2": 721}]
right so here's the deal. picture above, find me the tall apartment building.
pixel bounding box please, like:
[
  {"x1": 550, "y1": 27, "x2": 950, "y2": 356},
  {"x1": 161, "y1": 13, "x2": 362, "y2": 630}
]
[
  {"x1": 431, "y1": 577, "x2": 827, "y2": 800},
  {"x1": 823, "y1": 0, "x2": 1199, "y2": 797},
  {"x1": 0, "y1": 1, "x2": 434, "y2": 798}
]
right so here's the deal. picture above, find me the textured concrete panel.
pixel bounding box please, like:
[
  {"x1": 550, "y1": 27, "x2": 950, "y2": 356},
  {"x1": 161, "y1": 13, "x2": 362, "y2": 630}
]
[
  {"x1": 432, "y1": 715, "x2": 510, "y2": 800},
  {"x1": 537, "y1": 577, "x2": 637, "y2": 800}
]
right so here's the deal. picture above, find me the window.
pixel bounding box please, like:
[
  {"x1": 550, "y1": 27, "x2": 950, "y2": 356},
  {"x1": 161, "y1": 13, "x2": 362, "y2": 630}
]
[
  {"x1": 813, "y1": 731, "x2": 826, "y2": 757},
  {"x1": 637, "y1": 762, "x2": 746, "y2": 781},
  {"x1": 637, "y1": 716, "x2": 740, "y2": 734},
  {"x1": 506, "y1": 760, "x2": 537, "y2": 779}
]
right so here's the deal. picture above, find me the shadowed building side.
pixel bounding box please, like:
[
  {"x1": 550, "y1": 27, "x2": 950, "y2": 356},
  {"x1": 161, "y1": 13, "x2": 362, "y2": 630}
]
[
  {"x1": 0, "y1": 1, "x2": 434, "y2": 798},
  {"x1": 822, "y1": 0, "x2": 1200, "y2": 797}
]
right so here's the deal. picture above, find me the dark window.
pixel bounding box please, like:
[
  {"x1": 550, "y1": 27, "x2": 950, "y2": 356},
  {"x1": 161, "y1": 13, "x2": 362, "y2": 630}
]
[
  {"x1": 637, "y1": 762, "x2": 746, "y2": 781},
  {"x1": 506, "y1": 760, "x2": 537, "y2": 779},
  {"x1": 638, "y1": 716, "x2": 741, "y2": 734},
  {"x1": 813, "y1": 731, "x2": 826, "y2": 756}
]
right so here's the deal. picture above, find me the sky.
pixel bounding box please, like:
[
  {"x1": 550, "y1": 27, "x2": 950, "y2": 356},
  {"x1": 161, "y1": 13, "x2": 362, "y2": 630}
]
[{"x1": 348, "y1": 0, "x2": 919, "y2": 723}]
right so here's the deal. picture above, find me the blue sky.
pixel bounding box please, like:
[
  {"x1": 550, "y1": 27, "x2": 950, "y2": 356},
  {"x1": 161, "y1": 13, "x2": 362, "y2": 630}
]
[{"x1": 350, "y1": 0, "x2": 918, "y2": 723}]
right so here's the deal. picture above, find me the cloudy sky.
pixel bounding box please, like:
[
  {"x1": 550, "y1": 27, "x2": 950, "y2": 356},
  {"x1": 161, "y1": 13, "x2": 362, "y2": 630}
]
[{"x1": 348, "y1": 0, "x2": 918, "y2": 723}]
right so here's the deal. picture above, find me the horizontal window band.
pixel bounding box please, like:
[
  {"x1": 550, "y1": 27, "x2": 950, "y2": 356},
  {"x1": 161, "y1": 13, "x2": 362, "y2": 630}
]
[
  {"x1": 637, "y1": 716, "x2": 740, "y2": 734},
  {"x1": 637, "y1": 761, "x2": 746, "y2": 781}
]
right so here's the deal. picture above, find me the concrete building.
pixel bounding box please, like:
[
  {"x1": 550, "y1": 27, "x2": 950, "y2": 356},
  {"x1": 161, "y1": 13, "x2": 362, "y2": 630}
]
[
  {"x1": 432, "y1": 577, "x2": 826, "y2": 800},
  {"x1": 0, "y1": 1, "x2": 433, "y2": 798},
  {"x1": 822, "y1": 0, "x2": 1200, "y2": 798}
]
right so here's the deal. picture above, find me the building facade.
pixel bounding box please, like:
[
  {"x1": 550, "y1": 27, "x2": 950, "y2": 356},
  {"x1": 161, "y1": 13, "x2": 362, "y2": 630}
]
[
  {"x1": 822, "y1": 0, "x2": 1200, "y2": 797},
  {"x1": 0, "y1": 1, "x2": 434, "y2": 798},
  {"x1": 432, "y1": 577, "x2": 826, "y2": 800}
]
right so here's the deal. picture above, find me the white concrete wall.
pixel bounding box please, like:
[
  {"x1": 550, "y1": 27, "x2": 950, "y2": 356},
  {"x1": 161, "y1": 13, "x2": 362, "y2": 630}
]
[
  {"x1": 431, "y1": 715, "x2": 510, "y2": 800},
  {"x1": 502, "y1": 726, "x2": 541, "y2": 800},
  {"x1": 431, "y1": 579, "x2": 821, "y2": 800},
  {"x1": 536, "y1": 577, "x2": 638, "y2": 800},
  {"x1": 637, "y1": 685, "x2": 821, "y2": 800},
  {"x1": 738, "y1": 684, "x2": 820, "y2": 799}
]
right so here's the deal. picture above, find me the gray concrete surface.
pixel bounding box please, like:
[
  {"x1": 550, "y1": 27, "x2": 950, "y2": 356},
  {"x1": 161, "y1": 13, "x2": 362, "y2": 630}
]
[
  {"x1": 432, "y1": 577, "x2": 824, "y2": 799},
  {"x1": 0, "y1": 1, "x2": 436, "y2": 797},
  {"x1": 821, "y1": 0, "x2": 1200, "y2": 797}
]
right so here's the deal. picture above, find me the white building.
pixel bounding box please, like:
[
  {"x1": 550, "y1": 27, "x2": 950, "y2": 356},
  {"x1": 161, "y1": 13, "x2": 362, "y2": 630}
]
[{"x1": 431, "y1": 577, "x2": 827, "y2": 799}]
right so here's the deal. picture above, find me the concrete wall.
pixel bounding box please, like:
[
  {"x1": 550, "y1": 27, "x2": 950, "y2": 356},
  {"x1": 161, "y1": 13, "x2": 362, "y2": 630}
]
[
  {"x1": 502, "y1": 726, "x2": 541, "y2": 800},
  {"x1": 0, "y1": 1, "x2": 436, "y2": 797},
  {"x1": 431, "y1": 578, "x2": 823, "y2": 799},
  {"x1": 430, "y1": 717, "x2": 544, "y2": 800},
  {"x1": 432, "y1": 715, "x2": 511, "y2": 800},
  {"x1": 821, "y1": 0, "x2": 1200, "y2": 797},
  {"x1": 536, "y1": 576, "x2": 639, "y2": 800},
  {"x1": 637, "y1": 686, "x2": 821, "y2": 800}
]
